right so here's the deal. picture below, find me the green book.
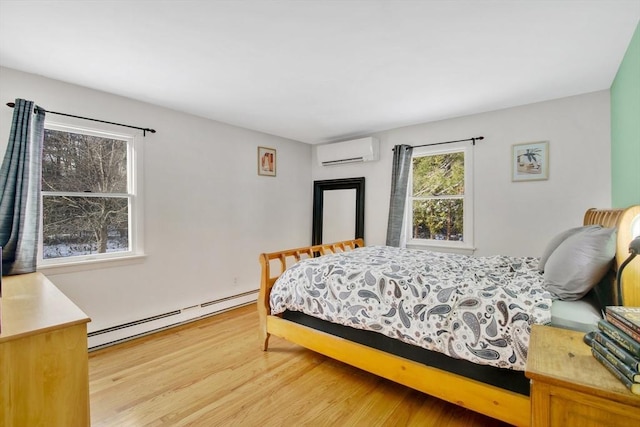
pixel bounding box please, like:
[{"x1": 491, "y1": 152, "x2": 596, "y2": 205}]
[
  {"x1": 597, "y1": 319, "x2": 640, "y2": 358},
  {"x1": 592, "y1": 331, "x2": 640, "y2": 371},
  {"x1": 591, "y1": 347, "x2": 640, "y2": 395},
  {"x1": 592, "y1": 340, "x2": 640, "y2": 383}
]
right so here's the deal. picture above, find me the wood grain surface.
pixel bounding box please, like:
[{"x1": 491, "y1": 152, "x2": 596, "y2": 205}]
[{"x1": 89, "y1": 304, "x2": 511, "y2": 426}]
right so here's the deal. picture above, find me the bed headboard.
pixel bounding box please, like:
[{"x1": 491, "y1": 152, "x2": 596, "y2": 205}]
[{"x1": 584, "y1": 205, "x2": 640, "y2": 306}]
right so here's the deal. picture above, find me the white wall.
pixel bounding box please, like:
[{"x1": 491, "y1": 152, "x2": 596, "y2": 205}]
[
  {"x1": 0, "y1": 66, "x2": 612, "y2": 342},
  {"x1": 312, "y1": 91, "x2": 612, "y2": 257},
  {"x1": 0, "y1": 67, "x2": 312, "y2": 338}
]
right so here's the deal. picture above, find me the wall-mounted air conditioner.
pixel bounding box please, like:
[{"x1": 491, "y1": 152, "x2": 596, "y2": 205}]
[{"x1": 316, "y1": 137, "x2": 380, "y2": 166}]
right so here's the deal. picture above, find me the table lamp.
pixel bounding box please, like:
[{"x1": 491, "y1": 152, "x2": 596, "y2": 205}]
[{"x1": 616, "y1": 236, "x2": 640, "y2": 305}]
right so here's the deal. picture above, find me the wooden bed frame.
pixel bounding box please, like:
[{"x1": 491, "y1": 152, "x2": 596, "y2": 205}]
[{"x1": 258, "y1": 206, "x2": 640, "y2": 427}]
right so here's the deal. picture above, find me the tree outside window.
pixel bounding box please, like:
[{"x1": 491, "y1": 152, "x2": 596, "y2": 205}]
[
  {"x1": 41, "y1": 126, "x2": 132, "y2": 260},
  {"x1": 410, "y1": 151, "x2": 465, "y2": 241}
]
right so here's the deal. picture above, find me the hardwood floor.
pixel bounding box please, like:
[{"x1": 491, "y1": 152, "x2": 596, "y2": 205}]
[{"x1": 89, "y1": 304, "x2": 513, "y2": 426}]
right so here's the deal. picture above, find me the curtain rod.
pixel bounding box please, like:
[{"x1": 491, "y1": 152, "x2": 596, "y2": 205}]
[
  {"x1": 6, "y1": 102, "x2": 156, "y2": 136},
  {"x1": 410, "y1": 136, "x2": 484, "y2": 149}
]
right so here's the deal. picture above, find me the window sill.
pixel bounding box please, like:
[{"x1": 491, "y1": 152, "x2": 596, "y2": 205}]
[
  {"x1": 406, "y1": 242, "x2": 475, "y2": 256},
  {"x1": 37, "y1": 253, "x2": 147, "y2": 275}
]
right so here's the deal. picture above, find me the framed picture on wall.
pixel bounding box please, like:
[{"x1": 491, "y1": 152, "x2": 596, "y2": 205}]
[
  {"x1": 258, "y1": 146, "x2": 276, "y2": 177},
  {"x1": 512, "y1": 141, "x2": 549, "y2": 181}
]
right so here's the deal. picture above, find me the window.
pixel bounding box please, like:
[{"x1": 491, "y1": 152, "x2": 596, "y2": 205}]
[
  {"x1": 406, "y1": 145, "x2": 473, "y2": 251},
  {"x1": 39, "y1": 123, "x2": 141, "y2": 265}
]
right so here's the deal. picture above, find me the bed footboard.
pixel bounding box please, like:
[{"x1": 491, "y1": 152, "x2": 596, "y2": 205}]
[
  {"x1": 257, "y1": 239, "x2": 364, "y2": 350},
  {"x1": 256, "y1": 237, "x2": 531, "y2": 426}
]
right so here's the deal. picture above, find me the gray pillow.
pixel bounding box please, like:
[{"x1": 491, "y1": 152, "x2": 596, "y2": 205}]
[
  {"x1": 543, "y1": 227, "x2": 616, "y2": 301},
  {"x1": 538, "y1": 225, "x2": 600, "y2": 272}
]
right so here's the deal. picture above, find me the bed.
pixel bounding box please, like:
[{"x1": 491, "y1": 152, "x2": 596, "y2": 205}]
[{"x1": 257, "y1": 206, "x2": 640, "y2": 426}]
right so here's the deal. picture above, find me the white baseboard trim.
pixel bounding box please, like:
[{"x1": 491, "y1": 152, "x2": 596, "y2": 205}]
[{"x1": 87, "y1": 290, "x2": 258, "y2": 350}]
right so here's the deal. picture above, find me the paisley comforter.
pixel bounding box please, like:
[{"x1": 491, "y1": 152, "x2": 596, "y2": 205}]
[{"x1": 270, "y1": 246, "x2": 552, "y2": 370}]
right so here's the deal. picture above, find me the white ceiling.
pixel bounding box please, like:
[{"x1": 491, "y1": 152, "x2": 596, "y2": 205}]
[{"x1": 1, "y1": 1, "x2": 639, "y2": 144}]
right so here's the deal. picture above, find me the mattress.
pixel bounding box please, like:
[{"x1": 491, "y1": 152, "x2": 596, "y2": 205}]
[{"x1": 271, "y1": 246, "x2": 553, "y2": 371}]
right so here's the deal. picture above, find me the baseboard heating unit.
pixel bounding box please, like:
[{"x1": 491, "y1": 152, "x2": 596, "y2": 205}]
[{"x1": 87, "y1": 289, "x2": 258, "y2": 350}]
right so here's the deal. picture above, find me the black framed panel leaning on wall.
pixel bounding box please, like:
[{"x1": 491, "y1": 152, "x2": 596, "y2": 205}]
[{"x1": 312, "y1": 177, "x2": 365, "y2": 246}]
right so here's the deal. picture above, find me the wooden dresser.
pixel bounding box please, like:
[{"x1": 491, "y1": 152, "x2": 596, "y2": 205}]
[
  {"x1": 526, "y1": 324, "x2": 640, "y2": 427},
  {"x1": 0, "y1": 273, "x2": 91, "y2": 427}
]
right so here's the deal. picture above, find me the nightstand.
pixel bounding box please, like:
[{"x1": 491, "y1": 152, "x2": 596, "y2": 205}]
[{"x1": 526, "y1": 325, "x2": 640, "y2": 427}]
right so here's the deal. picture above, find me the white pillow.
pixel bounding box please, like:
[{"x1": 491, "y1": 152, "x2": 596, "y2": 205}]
[{"x1": 543, "y1": 227, "x2": 616, "y2": 301}]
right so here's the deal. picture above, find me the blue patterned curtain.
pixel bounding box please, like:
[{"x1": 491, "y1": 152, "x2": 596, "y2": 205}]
[
  {"x1": 0, "y1": 99, "x2": 45, "y2": 275},
  {"x1": 386, "y1": 144, "x2": 413, "y2": 247}
]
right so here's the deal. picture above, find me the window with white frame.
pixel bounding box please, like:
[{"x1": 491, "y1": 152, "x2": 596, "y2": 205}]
[
  {"x1": 39, "y1": 123, "x2": 141, "y2": 264},
  {"x1": 406, "y1": 145, "x2": 473, "y2": 250}
]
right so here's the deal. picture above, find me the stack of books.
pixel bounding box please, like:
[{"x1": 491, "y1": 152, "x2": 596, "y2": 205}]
[{"x1": 587, "y1": 306, "x2": 640, "y2": 395}]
